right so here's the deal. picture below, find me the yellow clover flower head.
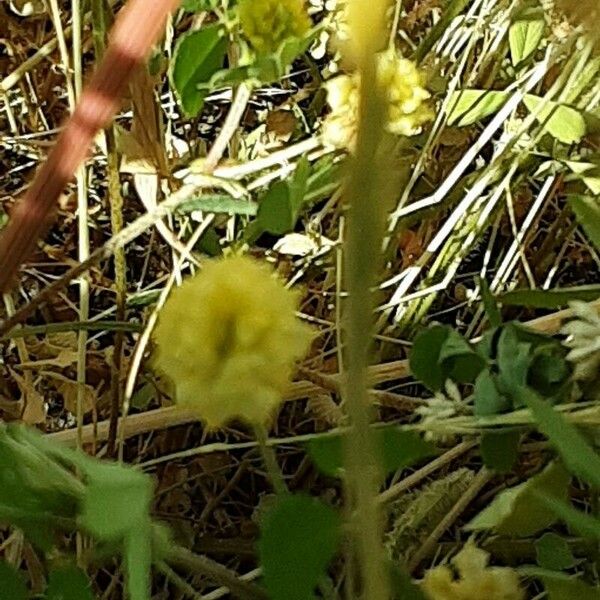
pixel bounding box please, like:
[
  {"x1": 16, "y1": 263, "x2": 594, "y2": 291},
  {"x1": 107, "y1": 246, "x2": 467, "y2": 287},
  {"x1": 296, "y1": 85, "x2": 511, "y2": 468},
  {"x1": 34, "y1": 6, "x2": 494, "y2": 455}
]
[
  {"x1": 322, "y1": 50, "x2": 433, "y2": 150},
  {"x1": 421, "y1": 542, "x2": 525, "y2": 600},
  {"x1": 238, "y1": 0, "x2": 311, "y2": 55},
  {"x1": 152, "y1": 255, "x2": 313, "y2": 428}
]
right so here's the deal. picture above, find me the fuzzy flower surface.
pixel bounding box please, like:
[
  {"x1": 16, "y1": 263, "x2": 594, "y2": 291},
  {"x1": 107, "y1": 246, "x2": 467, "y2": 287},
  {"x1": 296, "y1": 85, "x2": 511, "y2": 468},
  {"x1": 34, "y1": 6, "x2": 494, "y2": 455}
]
[
  {"x1": 322, "y1": 50, "x2": 433, "y2": 150},
  {"x1": 152, "y1": 256, "x2": 313, "y2": 428},
  {"x1": 421, "y1": 542, "x2": 525, "y2": 600},
  {"x1": 238, "y1": 0, "x2": 311, "y2": 55}
]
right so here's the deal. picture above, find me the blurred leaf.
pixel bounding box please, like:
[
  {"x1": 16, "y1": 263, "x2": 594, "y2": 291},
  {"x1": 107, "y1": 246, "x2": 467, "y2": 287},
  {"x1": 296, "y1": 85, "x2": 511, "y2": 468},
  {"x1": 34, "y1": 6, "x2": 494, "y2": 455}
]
[
  {"x1": 250, "y1": 157, "x2": 311, "y2": 237},
  {"x1": 479, "y1": 278, "x2": 502, "y2": 327},
  {"x1": 509, "y1": 5, "x2": 545, "y2": 65},
  {"x1": 497, "y1": 325, "x2": 532, "y2": 393},
  {"x1": 568, "y1": 195, "x2": 600, "y2": 252},
  {"x1": 81, "y1": 462, "x2": 153, "y2": 541},
  {"x1": 524, "y1": 569, "x2": 600, "y2": 599},
  {"x1": 465, "y1": 461, "x2": 570, "y2": 536},
  {"x1": 175, "y1": 195, "x2": 258, "y2": 217},
  {"x1": 518, "y1": 387, "x2": 600, "y2": 488},
  {"x1": 523, "y1": 95, "x2": 586, "y2": 144},
  {"x1": 181, "y1": 0, "x2": 217, "y2": 10},
  {"x1": 46, "y1": 566, "x2": 94, "y2": 600},
  {"x1": 130, "y1": 382, "x2": 156, "y2": 411},
  {"x1": 535, "y1": 533, "x2": 576, "y2": 571},
  {"x1": 307, "y1": 428, "x2": 433, "y2": 478},
  {"x1": 533, "y1": 493, "x2": 600, "y2": 538},
  {"x1": 474, "y1": 371, "x2": 511, "y2": 416},
  {"x1": 480, "y1": 429, "x2": 520, "y2": 473},
  {"x1": 447, "y1": 90, "x2": 509, "y2": 126},
  {"x1": 410, "y1": 325, "x2": 450, "y2": 391},
  {"x1": 0, "y1": 561, "x2": 27, "y2": 600},
  {"x1": 411, "y1": 325, "x2": 485, "y2": 391},
  {"x1": 170, "y1": 25, "x2": 228, "y2": 117},
  {"x1": 499, "y1": 285, "x2": 600, "y2": 308},
  {"x1": 259, "y1": 494, "x2": 340, "y2": 600}
]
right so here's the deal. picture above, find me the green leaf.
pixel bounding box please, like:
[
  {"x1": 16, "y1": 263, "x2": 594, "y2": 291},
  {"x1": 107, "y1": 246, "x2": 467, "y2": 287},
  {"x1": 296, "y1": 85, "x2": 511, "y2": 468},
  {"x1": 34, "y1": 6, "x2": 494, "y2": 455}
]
[
  {"x1": 568, "y1": 195, "x2": 600, "y2": 252},
  {"x1": 46, "y1": 566, "x2": 94, "y2": 600},
  {"x1": 124, "y1": 522, "x2": 152, "y2": 600},
  {"x1": 465, "y1": 461, "x2": 570, "y2": 536},
  {"x1": 258, "y1": 494, "x2": 340, "y2": 600},
  {"x1": 81, "y1": 462, "x2": 154, "y2": 541},
  {"x1": 0, "y1": 561, "x2": 27, "y2": 600},
  {"x1": 533, "y1": 493, "x2": 600, "y2": 538},
  {"x1": 307, "y1": 428, "x2": 433, "y2": 478},
  {"x1": 535, "y1": 533, "x2": 576, "y2": 571},
  {"x1": 251, "y1": 157, "x2": 311, "y2": 237},
  {"x1": 170, "y1": 25, "x2": 228, "y2": 117},
  {"x1": 181, "y1": 0, "x2": 217, "y2": 10},
  {"x1": 523, "y1": 95, "x2": 586, "y2": 144},
  {"x1": 410, "y1": 325, "x2": 484, "y2": 391},
  {"x1": 509, "y1": 7, "x2": 545, "y2": 66},
  {"x1": 499, "y1": 285, "x2": 600, "y2": 308},
  {"x1": 479, "y1": 278, "x2": 502, "y2": 327},
  {"x1": 497, "y1": 325, "x2": 532, "y2": 394},
  {"x1": 439, "y1": 328, "x2": 486, "y2": 384},
  {"x1": 447, "y1": 90, "x2": 510, "y2": 126},
  {"x1": 409, "y1": 325, "x2": 450, "y2": 391},
  {"x1": 518, "y1": 387, "x2": 600, "y2": 488},
  {"x1": 474, "y1": 371, "x2": 511, "y2": 416},
  {"x1": 480, "y1": 429, "x2": 520, "y2": 473},
  {"x1": 176, "y1": 195, "x2": 258, "y2": 217},
  {"x1": 525, "y1": 569, "x2": 600, "y2": 599}
]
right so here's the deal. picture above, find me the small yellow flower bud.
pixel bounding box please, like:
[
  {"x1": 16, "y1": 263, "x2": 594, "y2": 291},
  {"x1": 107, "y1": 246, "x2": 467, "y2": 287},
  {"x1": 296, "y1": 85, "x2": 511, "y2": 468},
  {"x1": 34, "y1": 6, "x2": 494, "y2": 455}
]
[
  {"x1": 238, "y1": 0, "x2": 311, "y2": 55},
  {"x1": 322, "y1": 50, "x2": 433, "y2": 150},
  {"x1": 421, "y1": 542, "x2": 525, "y2": 600},
  {"x1": 152, "y1": 256, "x2": 313, "y2": 428}
]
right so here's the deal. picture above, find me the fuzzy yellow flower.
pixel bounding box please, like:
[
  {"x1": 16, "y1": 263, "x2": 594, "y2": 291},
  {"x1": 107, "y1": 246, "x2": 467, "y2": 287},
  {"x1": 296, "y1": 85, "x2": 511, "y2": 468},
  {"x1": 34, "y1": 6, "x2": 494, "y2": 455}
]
[
  {"x1": 238, "y1": 0, "x2": 311, "y2": 55},
  {"x1": 152, "y1": 256, "x2": 313, "y2": 428},
  {"x1": 322, "y1": 50, "x2": 433, "y2": 150},
  {"x1": 421, "y1": 542, "x2": 525, "y2": 600}
]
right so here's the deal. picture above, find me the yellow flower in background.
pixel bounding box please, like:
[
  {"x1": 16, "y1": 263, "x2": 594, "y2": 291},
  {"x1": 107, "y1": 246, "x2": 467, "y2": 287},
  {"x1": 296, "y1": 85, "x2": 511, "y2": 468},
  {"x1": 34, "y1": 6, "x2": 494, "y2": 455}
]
[
  {"x1": 421, "y1": 542, "x2": 525, "y2": 600},
  {"x1": 152, "y1": 255, "x2": 313, "y2": 428},
  {"x1": 238, "y1": 0, "x2": 311, "y2": 55},
  {"x1": 322, "y1": 50, "x2": 433, "y2": 150}
]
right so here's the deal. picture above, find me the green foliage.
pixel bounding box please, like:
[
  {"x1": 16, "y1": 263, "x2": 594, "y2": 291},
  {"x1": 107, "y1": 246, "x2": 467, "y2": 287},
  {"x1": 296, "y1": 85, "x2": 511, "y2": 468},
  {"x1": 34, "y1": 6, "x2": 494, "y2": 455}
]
[
  {"x1": 258, "y1": 494, "x2": 340, "y2": 600},
  {"x1": 535, "y1": 533, "x2": 576, "y2": 571},
  {"x1": 498, "y1": 285, "x2": 600, "y2": 308},
  {"x1": 447, "y1": 90, "x2": 510, "y2": 127},
  {"x1": 0, "y1": 561, "x2": 27, "y2": 600},
  {"x1": 480, "y1": 429, "x2": 520, "y2": 473},
  {"x1": 568, "y1": 195, "x2": 600, "y2": 252},
  {"x1": 508, "y1": 2, "x2": 545, "y2": 66},
  {"x1": 176, "y1": 195, "x2": 258, "y2": 217},
  {"x1": 465, "y1": 461, "x2": 570, "y2": 536},
  {"x1": 45, "y1": 566, "x2": 94, "y2": 600},
  {"x1": 170, "y1": 25, "x2": 228, "y2": 117},
  {"x1": 523, "y1": 569, "x2": 600, "y2": 599},
  {"x1": 306, "y1": 427, "x2": 434, "y2": 478},
  {"x1": 447, "y1": 88, "x2": 587, "y2": 144},
  {"x1": 181, "y1": 0, "x2": 218, "y2": 11},
  {"x1": 523, "y1": 96, "x2": 586, "y2": 144},
  {"x1": 409, "y1": 324, "x2": 485, "y2": 391},
  {"x1": 410, "y1": 320, "x2": 571, "y2": 414},
  {"x1": 249, "y1": 157, "x2": 311, "y2": 238},
  {"x1": 519, "y1": 387, "x2": 600, "y2": 488}
]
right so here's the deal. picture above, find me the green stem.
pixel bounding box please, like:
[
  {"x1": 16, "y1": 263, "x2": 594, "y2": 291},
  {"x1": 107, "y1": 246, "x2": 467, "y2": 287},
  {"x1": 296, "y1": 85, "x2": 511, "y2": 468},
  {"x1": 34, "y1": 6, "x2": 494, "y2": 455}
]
[{"x1": 253, "y1": 424, "x2": 287, "y2": 496}]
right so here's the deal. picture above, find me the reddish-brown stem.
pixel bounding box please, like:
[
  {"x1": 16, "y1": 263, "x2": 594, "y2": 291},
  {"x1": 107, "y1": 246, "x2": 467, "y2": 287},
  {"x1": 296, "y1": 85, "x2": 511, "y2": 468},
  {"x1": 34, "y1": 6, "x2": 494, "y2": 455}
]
[{"x1": 0, "y1": 0, "x2": 180, "y2": 292}]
